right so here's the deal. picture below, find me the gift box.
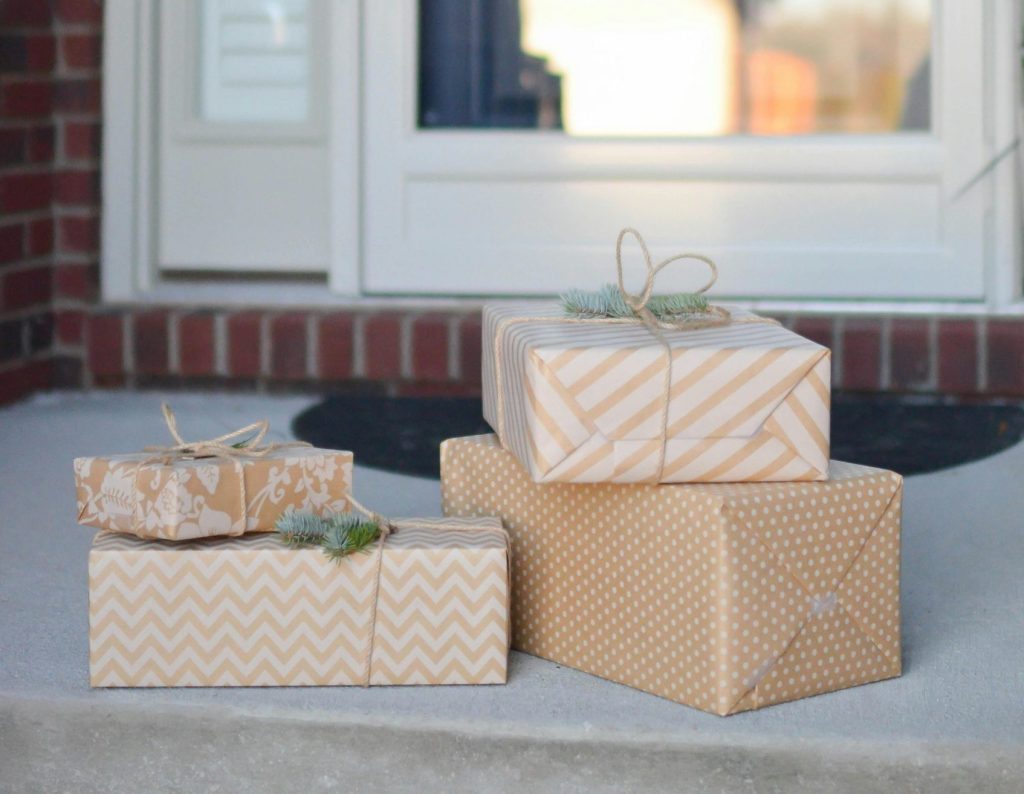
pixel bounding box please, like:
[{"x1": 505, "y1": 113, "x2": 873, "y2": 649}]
[
  {"x1": 89, "y1": 516, "x2": 510, "y2": 687},
  {"x1": 441, "y1": 434, "x2": 901, "y2": 716},
  {"x1": 74, "y1": 447, "x2": 353, "y2": 540},
  {"x1": 482, "y1": 303, "x2": 831, "y2": 483}
]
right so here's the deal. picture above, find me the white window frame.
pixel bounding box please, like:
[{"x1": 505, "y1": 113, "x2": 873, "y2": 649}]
[{"x1": 103, "y1": 0, "x2": 1023, "y2": 312}]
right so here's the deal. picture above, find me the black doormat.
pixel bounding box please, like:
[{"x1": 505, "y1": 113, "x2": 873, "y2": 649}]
[{"x1": 292, "y1": 393, "x2": 1024, "y2": 479}]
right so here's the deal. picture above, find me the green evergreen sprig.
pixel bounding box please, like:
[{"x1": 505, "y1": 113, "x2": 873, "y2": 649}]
[
  {"x1": 275, "y1": 509, "x2": 382, "y2": 563},
  {"x1": 561, "y1": 283, "x2": 709, "y2": 320}
]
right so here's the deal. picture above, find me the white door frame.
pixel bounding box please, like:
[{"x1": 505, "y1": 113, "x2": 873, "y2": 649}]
[
  {"x1": 362, "y1": 0, "x2": 1021, "y2": 305},
  {"x1": 102, "y1": 0, "x2": 1021, "y2": 308},
  {"x1": 102, "y1": 0, "x2": 361, "y2": 300}
]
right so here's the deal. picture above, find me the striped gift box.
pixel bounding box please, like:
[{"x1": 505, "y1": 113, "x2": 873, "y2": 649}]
[{"x1": 483, "y1": 304, "x2": 830, "y2": 484}]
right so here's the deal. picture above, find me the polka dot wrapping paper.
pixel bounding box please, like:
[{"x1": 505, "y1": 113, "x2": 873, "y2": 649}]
[{"x1": 441, "y1": 434, "x2": 902, "y2": 716}]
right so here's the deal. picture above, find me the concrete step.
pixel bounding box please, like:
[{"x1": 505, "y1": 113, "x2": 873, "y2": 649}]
[{"x1": 1, "y1": 392, "x2": 1022, "y2": 793}]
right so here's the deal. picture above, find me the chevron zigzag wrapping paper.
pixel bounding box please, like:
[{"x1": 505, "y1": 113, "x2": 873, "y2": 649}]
[
  {"x1": 482, "y1": 304, "x2": 831, "y2": 484},
  {"x1": 441, "y1": 434, "x2": 902, "y2": 716},
  {"x1": 75, "y1": 448, "x2": 353, "y2": 540},
  {"x1": 88, "y1": 517, "x2": 510, "y2": 687}
]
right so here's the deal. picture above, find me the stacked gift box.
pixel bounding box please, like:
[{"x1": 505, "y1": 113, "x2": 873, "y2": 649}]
[
  {"x1": 74, "y1": 230, "x2": 902, "y2": 716},
  {"x1": 75, "y1": 412, "x2": 510, "y2": 688},
  {"x1": 439, "y1": 231, "x2": 903, "y2": 716}
]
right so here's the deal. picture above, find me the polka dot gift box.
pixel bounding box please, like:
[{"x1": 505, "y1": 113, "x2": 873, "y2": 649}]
[{"x1": 441, "y1": 434, "x2": 902, "y2": 716}]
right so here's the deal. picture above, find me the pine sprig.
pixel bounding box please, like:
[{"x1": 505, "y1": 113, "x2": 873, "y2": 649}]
[
  {"x1": 274, "y1": 509, "x2": 382, "y2": 563},
  {"x1": 561, "y1": 283, "x2": 708, "y2": 320}
]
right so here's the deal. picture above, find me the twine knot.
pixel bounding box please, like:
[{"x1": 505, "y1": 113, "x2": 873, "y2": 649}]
[
  {"x1": 144, "y1": 403, "x2": 309, "y2": 461},
  {"x1": 614, "y1": 227, "x2": 731, "y2": 331}
]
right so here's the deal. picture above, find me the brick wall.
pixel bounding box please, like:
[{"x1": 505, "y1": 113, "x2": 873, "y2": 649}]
[
  {"x1": 0, "y1": 0, "x2": 100, "y2": 404},
  {"x1": 1, "y1": 0, "x2": 1023, "y2": 407}
]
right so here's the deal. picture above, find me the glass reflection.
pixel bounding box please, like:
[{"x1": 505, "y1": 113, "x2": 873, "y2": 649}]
[{"x1": 418, "y1": 0, "x2": 931, "y2": 136}]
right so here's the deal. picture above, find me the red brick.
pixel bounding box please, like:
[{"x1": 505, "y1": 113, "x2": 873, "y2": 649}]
[
  {"x1": 227, "y1": 312, "x2": 262, "y2": 378},
  {"x1": 51, "y1": 355, "x2": 83, "y2": 388},
  {"x1": 841, "y1": 319, "x2": 882, "y2": 391},
  {"x1": 889, "y1": 319, "x2": 930, "y2": 391},
  {"x1": 58, "y1": 215, "x2": 99, "y2": 252},
  {"x1": 0, "y1": 224, "x2": 24, "y2": 265},
  {"x1": 56, "y1": 309, "x2": 85, "y2": 345},
  {"x1": 459, "y1": 314, "x2": 482, "y2": 383},
  {"x1": 0, "y1": 79, "x2": 53, "y2": 117},
  {"x1": 26, "y1": 218, "x2": 53, "y2": 256},
  {"x1": 60, "y1": 33, "x2": 101, "y2": 69},
  {"x1": 0, "y1": 129, "x2": 26, "y2": 166},
  {"x1": 178, "y1": 313, "x2": 215, "y2": 376},
  {"x1": 0, "y1": 1, "x2": 52, "y2": 27},
  {"x1": 27, "y1": 124, "x2": 55, "y2": 162},
  {"x1": 364, "y1": 314, "x2": 402, "y2": 379},
  {"x1": 396, "y1": 381, "x2": 484, "y2": 398},
  {"x1": 53, "y1": 77, "x2": 100, "y2": 114},
  {"x1": 937, "y1": 320, "x2": 978, "y2": 394},
  {"x1": 318, "y1": 313, "x2": 353, "y2": 380},
  {"x1": 411, "y1": 314, "x2": 449, "y2": 380},
  {"x1": 133, "y1": 310, "x2": 169, "y2": 375},
  {"x1": 987, "y1": 321, "x2": 1024, "y2": 395},
  {"x1": 0, "y1": 172, "x2": 51, "y2": 213},
  {"x1": 271, "y1": 314, "x2": 307, "y2": 380},
  {"x1": 0, "y1": 319, "x2": 22, "y2": 362},
  {"x1": 793, "y1": 316, "x2": 834, "y2": 349},
  {"x1": 0, "y1": 360, "x2": 51, "y2": 407},
  {"x1": 25, "y1": 35, "x2": 56, "y2": 71},
  {"x1": 54, "y1": 168, "x2": 99, "y2": 205},
  {"x1": 2, "y1": 266, "x2": 51, "y2": 310},
  {"x1": 56, "y1": 0, "x2": 103, "y2": 25},
  {"x1": 63, "y1": 120, "x2": 101, "y2": 160},
  {"x1": 53, "y1": 262, "x2": 97, "y2": 300},
  {"x1": 87, "y1": 313, "x2": 124, "y2": 378},
  {"x1": 0, "y1": 34, "x2": 55, "y2": 72},
  {"x1": 27, "y1": 311, "x2": 53, "y2": 353}
]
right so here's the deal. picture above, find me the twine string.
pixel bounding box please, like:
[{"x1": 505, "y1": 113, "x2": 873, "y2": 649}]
[
  {"x1": 344, "y1": 495, "x2": 512, "y2": 687},
  {"x1": 494, "y1": 228, "x2": 776, "y2": 483}
]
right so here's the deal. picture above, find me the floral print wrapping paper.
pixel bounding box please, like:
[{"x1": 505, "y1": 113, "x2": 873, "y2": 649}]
[{"x1": 74, "y1": 447, "x2": 353, "y2": 541}]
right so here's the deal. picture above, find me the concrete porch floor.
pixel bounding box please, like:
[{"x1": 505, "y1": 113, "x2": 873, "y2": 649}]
[{"x1": 1, "y1": 392, "x2": 1022, "y2": 793}]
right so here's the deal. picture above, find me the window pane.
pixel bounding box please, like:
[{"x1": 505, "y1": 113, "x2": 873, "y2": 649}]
[
  {"x1": 418, "y1": 0, "x2": 931, "y2": 136},
  {"x1": 198, "y1": 0, "x2": 312, "y2": 123}
]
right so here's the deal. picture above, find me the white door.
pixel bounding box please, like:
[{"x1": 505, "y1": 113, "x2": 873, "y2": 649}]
[
  {"x1": 156, "y1": 0, "x2": 357, "y2": 284},
  {"x1": 363, "y1": 1, "x2": 1017, "y2": 302}
]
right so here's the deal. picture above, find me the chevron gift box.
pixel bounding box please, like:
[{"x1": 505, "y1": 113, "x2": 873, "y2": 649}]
[
  {"x1": 483, "y1": 304, "x2": 830, "y2": 484},
  {"x1": 89, "y1": 517, "x2": 510, "y2": 687},
  {"x1": 441, "y1": 434, "x2": 902, "y2": 716}
]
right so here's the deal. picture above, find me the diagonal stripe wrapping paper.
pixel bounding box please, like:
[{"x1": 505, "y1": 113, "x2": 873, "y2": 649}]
[
  {"x1": 441, "y1": 434, "x2": 902, "y2": 716},
  {"x1": 483, "y1": 304, "x2": 831, "y2": 483},
  {"x1": 88, "y1": 517, "x2": 510, "y2": 687}
]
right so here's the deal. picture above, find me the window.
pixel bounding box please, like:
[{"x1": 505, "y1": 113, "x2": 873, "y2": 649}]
[{"x1": 105, "y1": 1, "x2": 1020, "y2": 306}]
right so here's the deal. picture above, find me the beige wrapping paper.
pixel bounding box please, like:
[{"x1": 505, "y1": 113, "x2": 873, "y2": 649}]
[
  {"x1": 74, "y1": 447, "x2": 353, "y2": 540},
  {"x1": 441, "y1": 434, "x2": 902, "y2": 716},
  {"x1": 89, "y1": 517, "x2": 510, "y2": 687},
  {"x1": 482, "y1": 304, "x2": 831, "y2": 483}
]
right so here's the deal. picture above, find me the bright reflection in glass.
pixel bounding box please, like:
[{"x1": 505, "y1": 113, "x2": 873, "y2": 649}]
[
  {"x1": 198, "y1": 0, "x2": 312, "y2": 124},
  {"x1": 418, "y1": 0, "x2": 931, "y2": 136}
]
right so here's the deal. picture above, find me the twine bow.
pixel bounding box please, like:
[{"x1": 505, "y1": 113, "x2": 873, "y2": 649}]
[
  {"x1": 343, "y1": 494, "x2": 512, "y2": 688},
  {"x1": 144, "y1": 403, "x2": 305, "y2": 461},
  {"x1": 614, "y1": 227, "x2": 731, "y2": 331},
  {"x1": 492, "y1": 228, "x2": 776, "y2": 484}
]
